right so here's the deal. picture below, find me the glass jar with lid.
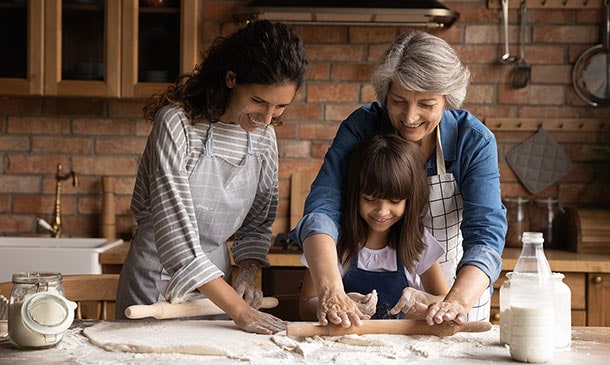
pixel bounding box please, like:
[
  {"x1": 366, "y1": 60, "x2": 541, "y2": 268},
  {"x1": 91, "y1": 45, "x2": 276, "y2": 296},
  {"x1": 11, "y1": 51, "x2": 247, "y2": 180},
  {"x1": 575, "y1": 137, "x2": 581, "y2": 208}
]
[
  {"x1": 8, "y1": 272, "x2": 77, "y2": 350},
  {"x1": 531, "y1": 197, "x2": 561, "y2": 249},
  {"x1": 504, "y1": 197, "x2": 530, "y2": 248}
]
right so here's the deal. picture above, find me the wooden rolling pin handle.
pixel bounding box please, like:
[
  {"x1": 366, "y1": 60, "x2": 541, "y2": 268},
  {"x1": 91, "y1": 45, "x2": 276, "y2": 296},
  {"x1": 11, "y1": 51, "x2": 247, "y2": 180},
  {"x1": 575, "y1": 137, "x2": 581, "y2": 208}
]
[
  {"x1": 286, "y1": 320, "x2": 492, "y2": 337},
  {"x1": 125, "y1": 297, "x2": 279, "y2": 319}
]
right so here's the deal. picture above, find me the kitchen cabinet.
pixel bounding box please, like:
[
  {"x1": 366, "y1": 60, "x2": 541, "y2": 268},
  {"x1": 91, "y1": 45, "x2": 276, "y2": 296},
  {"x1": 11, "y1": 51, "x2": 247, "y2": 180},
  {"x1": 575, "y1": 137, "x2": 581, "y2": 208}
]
[
  {"x1": 0, "y1": 0, "x2": 203, "y2": 98},
  {"x1": 588, "y1": 273, "x2": 610, "y2": 326}
]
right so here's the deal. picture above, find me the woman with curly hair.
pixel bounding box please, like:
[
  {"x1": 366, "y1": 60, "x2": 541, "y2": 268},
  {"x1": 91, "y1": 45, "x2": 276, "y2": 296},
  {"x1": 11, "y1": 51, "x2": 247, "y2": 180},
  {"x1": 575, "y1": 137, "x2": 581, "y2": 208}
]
[{"x1": 116, "y1": 20, "x2": 307, "y2": 335}]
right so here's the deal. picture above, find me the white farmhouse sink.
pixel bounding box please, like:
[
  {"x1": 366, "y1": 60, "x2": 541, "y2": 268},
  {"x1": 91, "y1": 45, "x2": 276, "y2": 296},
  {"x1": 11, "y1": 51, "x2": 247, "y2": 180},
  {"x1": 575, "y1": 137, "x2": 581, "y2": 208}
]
[{"x1": 0, "y1": 237, "x2": 123, "y2": 283}]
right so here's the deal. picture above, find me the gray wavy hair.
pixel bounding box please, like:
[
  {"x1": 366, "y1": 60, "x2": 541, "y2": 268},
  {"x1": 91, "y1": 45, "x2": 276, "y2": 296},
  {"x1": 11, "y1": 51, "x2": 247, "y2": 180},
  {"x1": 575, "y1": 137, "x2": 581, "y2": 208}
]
[{"x1": 371, "y1": 31, "x2": 470, "y2": 109}]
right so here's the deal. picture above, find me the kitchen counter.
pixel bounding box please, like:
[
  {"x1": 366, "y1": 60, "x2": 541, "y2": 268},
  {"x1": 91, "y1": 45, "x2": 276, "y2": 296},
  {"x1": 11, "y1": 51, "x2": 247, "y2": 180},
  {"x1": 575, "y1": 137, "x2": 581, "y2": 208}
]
[
  {"x1": 0, "y1": 321, "x2": 609, "y2": 364},
  {"x1": 100, "y1": 242, "x2": 610, "y2": 273}
]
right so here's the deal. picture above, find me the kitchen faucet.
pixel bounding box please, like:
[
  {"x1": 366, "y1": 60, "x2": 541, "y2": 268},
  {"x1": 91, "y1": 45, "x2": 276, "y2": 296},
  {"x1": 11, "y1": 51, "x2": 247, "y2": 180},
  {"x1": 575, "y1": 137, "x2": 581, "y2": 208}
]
[{"x1": 37, "y1": 163, "x2": 79, "y2": 238}]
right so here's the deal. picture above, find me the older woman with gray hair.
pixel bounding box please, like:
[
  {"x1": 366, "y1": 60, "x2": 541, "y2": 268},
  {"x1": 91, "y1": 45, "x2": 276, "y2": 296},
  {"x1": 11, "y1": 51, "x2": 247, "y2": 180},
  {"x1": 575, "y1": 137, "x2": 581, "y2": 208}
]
[{"x1": 292, "y1": 30, "x2": 506, "y2": 328}]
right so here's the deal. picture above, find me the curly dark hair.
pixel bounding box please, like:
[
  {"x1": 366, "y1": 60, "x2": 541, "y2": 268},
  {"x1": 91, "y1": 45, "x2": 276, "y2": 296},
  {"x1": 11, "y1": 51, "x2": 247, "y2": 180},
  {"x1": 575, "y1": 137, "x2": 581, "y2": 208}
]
[{"x1": 143, "y1": 20, "x2": 308, "y2": 125}]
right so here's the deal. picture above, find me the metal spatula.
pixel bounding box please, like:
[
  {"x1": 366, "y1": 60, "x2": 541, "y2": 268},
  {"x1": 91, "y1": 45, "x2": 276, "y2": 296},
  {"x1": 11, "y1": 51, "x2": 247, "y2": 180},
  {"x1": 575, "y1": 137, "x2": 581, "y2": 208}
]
[{"x1": 512, "y1": 1, "x2": 531, "y2": 88}]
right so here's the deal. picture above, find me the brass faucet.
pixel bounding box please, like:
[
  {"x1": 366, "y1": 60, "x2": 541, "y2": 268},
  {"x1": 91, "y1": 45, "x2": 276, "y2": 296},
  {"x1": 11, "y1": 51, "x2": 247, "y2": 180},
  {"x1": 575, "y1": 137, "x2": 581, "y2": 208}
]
[{"x1": 44, "y1": 163, "x2": 79, "y2": 238}]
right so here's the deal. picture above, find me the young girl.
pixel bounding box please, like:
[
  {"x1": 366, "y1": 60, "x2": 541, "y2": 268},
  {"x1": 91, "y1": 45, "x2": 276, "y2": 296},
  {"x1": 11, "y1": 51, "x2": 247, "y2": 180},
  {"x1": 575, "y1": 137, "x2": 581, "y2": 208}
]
[{"x1": 299, "y1": 134, "x2": 449, "y2": 320}]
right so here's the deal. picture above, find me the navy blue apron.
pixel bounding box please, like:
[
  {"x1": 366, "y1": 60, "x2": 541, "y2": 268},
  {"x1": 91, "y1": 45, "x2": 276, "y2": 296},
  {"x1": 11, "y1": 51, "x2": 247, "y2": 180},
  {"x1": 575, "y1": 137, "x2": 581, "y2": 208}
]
[{"x1": 342, "y1": 251, "x2": 408, "y2": 319}]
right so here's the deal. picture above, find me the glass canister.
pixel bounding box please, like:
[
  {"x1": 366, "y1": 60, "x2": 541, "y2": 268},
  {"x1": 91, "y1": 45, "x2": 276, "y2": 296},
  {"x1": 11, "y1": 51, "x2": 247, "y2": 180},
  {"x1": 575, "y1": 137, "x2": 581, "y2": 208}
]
[
  {"x1": 531, "y1": 198, "x2": 561, "y2": 249},
  {"x1": 8, "y1": 272, "x2": 77, "y2": 350},
  {"x1": 504, "y1": 197, "x2": 530, "y2": 248}
]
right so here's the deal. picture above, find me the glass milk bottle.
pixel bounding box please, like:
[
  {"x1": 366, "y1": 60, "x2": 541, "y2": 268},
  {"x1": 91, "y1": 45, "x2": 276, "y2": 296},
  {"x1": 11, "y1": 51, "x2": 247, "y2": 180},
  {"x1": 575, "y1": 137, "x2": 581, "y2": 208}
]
[
  {"x1": 552, "y1": 273, "x2": 571, "y2": 349},
  {"x1": 509, "y1": 232, "x2": 555, "y2": 363}
]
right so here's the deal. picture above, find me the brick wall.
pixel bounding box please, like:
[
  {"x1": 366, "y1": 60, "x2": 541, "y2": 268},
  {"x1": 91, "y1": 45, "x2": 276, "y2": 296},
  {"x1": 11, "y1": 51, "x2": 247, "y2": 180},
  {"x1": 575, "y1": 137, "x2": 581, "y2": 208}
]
[{"x1": 0, "y1": 0, "x2": 609, "y2": 239}]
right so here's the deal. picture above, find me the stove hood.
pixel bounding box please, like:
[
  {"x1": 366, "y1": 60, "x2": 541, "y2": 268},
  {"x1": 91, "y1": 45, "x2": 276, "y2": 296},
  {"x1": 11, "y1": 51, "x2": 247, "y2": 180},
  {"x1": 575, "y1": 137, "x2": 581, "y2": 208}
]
[{"x1": 236, "y1": 0, "x2": 459, "y2": 28}]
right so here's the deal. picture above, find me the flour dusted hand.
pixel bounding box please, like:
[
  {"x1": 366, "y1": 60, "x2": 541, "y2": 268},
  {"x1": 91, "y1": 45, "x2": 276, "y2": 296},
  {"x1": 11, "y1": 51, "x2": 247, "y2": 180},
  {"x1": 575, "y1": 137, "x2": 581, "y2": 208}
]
[
  {"x1": 318, "y1": 288, "x2": 369, "y2": 327},
  {"x1": 233, "y1": 260, "x2": 263, "y2": 309},
  {"x1": 234, "y1": 307, "x2": 286, "y2": 335},
  {"x1": 347, "y1": 290, "x2": 378, "y2": 316},
  {"x1": 389, "y1": 287, "x2": 444, "y2": 316},
  {"x1": 414, "y1": 300, "x2": 468, "y2": 325}
]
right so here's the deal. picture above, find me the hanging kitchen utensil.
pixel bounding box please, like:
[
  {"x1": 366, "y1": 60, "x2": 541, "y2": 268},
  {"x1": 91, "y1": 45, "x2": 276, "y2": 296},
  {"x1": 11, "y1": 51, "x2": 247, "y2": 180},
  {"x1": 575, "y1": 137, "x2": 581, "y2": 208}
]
[
  {"x1": 512, "y1": 1, "x2": 531, "y2": 88},
  {"x1": 506, "y1": 128, "x2": 572, "y2": 194},
  {"x1": 573, "y1": 0, "x2": 610, "y2": 106},
  {"x1": 501, "y1": 0, "x2": 519, "y2": 63}
]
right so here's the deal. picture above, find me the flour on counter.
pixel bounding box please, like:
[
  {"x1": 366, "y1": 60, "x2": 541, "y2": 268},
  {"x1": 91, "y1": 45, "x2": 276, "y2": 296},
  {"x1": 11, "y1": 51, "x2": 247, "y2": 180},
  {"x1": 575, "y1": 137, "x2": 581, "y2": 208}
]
[{"x1": 76, "y1": 320, "x2": 502, "y2": 364}]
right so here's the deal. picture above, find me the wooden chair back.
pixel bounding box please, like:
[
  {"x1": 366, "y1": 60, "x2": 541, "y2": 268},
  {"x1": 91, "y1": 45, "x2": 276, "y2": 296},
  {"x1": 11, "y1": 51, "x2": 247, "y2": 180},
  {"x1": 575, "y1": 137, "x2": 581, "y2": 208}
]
[
  {"x1": 290, "y1": 170, "x2": 317, "y2": 230},
  {"x1": 0, "y1": 274, "x2": 119, "y2": 320}
]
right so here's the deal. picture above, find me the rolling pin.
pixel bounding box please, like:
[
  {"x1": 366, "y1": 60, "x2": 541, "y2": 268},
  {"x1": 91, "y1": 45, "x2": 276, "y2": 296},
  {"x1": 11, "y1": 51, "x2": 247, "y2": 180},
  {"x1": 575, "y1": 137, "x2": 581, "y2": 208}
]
[
  {"x1": 287, "y1": 319, "x2": 492, "y2": 337},
  {"x1": 125, "y1": 297, "x2": 279, "y2": 319}
]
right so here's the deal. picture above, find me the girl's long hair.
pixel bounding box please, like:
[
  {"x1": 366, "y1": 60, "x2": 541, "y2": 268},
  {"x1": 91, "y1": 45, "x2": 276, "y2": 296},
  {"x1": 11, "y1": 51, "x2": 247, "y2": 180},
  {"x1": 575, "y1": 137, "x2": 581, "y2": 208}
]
[{"x1": 337, "y1": 134, "x2": 429, "y2": 272}]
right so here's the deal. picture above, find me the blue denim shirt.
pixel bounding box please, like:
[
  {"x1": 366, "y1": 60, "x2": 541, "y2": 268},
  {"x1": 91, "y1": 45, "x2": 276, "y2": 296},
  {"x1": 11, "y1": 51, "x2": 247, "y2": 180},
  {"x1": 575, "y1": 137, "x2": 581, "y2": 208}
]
[{"x1": 292, "y1": 101, "x2": 507, "y2": 284}]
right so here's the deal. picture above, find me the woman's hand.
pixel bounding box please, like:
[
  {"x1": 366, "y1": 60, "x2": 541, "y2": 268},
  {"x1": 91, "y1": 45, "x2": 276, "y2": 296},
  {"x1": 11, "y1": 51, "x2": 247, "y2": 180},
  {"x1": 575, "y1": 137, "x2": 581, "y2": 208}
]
[
  {"x1": 346, "y1": 290, "x2": 378, "y2": 316},
  {"x1": 317, "y1": 287, "x2": 369, "y2": 327},
  {"x1": 233, "y1": 307, "x2": 287, "y2": 334},
  {"x1": 233, "y1": 260, "x2": 263, "y2": 309},
  {"x1": 389, "y1": 287, "x2": 443, "y2": 316},
  {"x1": 414, "y1": 300, "x2": 468, "y2": 325}
]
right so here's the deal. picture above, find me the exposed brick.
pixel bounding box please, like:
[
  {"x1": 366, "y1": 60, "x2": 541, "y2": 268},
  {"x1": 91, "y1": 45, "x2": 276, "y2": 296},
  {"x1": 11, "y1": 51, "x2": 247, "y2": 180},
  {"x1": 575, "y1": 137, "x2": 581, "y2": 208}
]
[
  {"x1": 534, "y1": 25, "x2": 598, "y2": 44},
  {"x1": 349, "y1": 27, "x2": 398, "y2": 44},
  {"x1": 0, "y1": 136, "x2": 29, "y2": 151},
  {"x1": 307, "y1": 83, "x2": 360, "y2": 103},
  {"x1": 305, "y1": 44, "x2": 366, "y2": 62},
  {"x1": 31, "y1": 136, "x2": 92, "y2": 154},
  {"x1": 7, "y1": 117, "x2": 70, "y2": 134},
  {"x1": 275, "y1": 122, "x2": 298, "y2": 139},
  {"x1": 73, "y1": 156, "x2": 139, "y2": 176},
  {"x1": 0, "y1": 97, "x2": 43, "y2": 115},
  {"x1": 6, "y1": 155, "x2": 70, "y2": 175},
  {"x1": 325, "y1": 104, "x2": 361, "y2": 122},
  {"x1": 305, "y1": 63, "x2": 331, "y2": 81},
  {"x1": 279, "y1": 140, "x2": 311, "y2": 159},
  {"x1": 73, "y1": 118, "x2": 133, "y2": 136},
  {"x1": 277, "y1": 160, "x2": 323, "y2": 180},
  {"x1": 282, "y1": 103, "x2": 323, "y2": 122},
  {"x1": 361, "y1": 85, "x2": 376, "y2": 103},
  {"x1": 293, "y1": 25, "x2": 348, "y2": 43},
  {"x1": 311, "y1": 141, "x2": 332, "y2": 159},
  {"x1": 135, "y1": 120, "x2": 153, "y2": 136},
  {"x1": 0, "y1": 215, "x2": 35, "y2": 233},
  {"x1": 108, "y1": 99, "x2": 147, "y2": 118},
  {"x1": 466, "y1": 85, "x2": 495, "y2": 104},
  {"x1": 530, "y1": 65, "x2": 572, "y2": 84},
  {"x1": 331, "y1": 64, "x2": 375, "y2": 82},
  {"x1": 299, "y1": 123, "x2": 340, "y2": 141},
  {"x1": 0, "y1": 195, "x2": 9, "y2": 213},
  {"x1": 43, "y1": 98, "x2": 106, "y2": 116},
  {"x1": 95, "y1": 137, "x2": 147, "y2": 155}
]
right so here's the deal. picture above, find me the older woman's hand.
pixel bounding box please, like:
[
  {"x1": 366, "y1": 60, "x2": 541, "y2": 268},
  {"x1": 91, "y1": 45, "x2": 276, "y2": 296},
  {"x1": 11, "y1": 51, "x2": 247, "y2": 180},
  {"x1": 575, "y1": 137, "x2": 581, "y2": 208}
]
[
  {"x1": 317, "y1": 288, "x2": 369, "y2": 327},
  {"x1": 233, "y1": 260, "x2": 263, "y2": 309},
  {"x1": 415, "y1": 300, "x2": 468, "y2": 325},
  {"x1": 347, "y1": 290, "x2": 378, "y2": 317}
]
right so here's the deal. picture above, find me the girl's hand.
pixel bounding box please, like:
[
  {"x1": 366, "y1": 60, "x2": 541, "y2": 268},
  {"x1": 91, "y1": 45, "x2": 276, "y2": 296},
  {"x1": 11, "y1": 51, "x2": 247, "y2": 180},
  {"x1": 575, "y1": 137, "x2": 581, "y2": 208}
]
[
  {"x1": 233, "y1": 307, "x2": 287, "y2": 334},
  {"x1": 317, "y1": 288, "x2": 369, "y2": 327},
  {"x1": 389, "y1": 287, "x2": 443, "y2": 316},
  {"x1": 346, "y1": 290, "x2": 378, "y2": 316}
]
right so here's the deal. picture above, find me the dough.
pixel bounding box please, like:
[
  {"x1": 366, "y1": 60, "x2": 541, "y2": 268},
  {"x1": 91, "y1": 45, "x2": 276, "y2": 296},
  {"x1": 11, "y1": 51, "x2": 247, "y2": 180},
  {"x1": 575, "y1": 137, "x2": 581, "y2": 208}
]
[
  {"x1": 83, "y1": 320, "x2": 287, "y2": 361},
  {"x1": 83, "y1": 320, "x2": 498, "y2": 364}
]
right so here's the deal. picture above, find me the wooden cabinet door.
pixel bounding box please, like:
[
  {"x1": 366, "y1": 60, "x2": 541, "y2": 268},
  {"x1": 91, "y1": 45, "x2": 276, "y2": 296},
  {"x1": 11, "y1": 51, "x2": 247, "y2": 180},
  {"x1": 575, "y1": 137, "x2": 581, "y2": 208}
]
[
  {"x1": 588, "y1": 273, "x2": 610, "y2": 326},
  {"x1": 121, "y1": 0, "x2": 203, "y2": 98},
  {"x1": 44, "y1": 0, "x2": 121, "y2": 97},
  {"x1": 0, "y1": 0, "x2": 44, "y2": 95}
]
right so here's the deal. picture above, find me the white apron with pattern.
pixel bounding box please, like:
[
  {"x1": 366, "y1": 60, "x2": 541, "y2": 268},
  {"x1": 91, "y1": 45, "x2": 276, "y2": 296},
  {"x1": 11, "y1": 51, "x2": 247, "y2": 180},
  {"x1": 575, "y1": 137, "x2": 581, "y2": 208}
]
[
  {"x1": 119, "y1": 123, "x2": 261, "y2": 308},
  {"x1": 422, "y1": 127, "x2": 491, "y2": 321}
]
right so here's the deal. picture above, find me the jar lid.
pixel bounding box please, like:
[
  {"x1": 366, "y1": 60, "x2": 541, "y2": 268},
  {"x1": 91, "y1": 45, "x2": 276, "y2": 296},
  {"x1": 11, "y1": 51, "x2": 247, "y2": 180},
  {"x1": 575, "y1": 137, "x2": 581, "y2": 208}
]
[
  {"x1": 20, "y1": 292, "x2": 76, "y2": 335},
  {"x1": 12, "y1": 272, "x2": 62, "y2": 285},
  {"x1": 503, "y1": 197, "x2": 529, "y2": 204}
]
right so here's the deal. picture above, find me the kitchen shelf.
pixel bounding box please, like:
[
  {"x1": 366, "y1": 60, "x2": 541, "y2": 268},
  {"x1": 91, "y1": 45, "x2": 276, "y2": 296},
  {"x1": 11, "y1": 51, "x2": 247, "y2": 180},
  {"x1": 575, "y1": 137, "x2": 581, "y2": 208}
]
[
  {"x1": 484, "y1": 117, "x2": 610, "y2": 132},
  {"x1": 488, "y1": 0, "x2": 603, "y2": 9}
]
